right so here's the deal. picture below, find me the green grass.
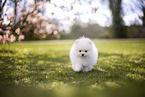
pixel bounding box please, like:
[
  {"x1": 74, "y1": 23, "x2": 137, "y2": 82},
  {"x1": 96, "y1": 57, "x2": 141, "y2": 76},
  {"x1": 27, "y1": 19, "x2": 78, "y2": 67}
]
[{"x1": 0, "y1": 39, "x2": 145, "y2": 97}]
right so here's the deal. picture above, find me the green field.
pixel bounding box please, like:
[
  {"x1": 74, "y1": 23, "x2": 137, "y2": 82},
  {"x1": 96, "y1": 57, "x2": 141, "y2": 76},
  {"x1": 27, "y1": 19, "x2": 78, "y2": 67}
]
[{"x1": 0, "y1": 39, "x2": 145, "y2": 97}]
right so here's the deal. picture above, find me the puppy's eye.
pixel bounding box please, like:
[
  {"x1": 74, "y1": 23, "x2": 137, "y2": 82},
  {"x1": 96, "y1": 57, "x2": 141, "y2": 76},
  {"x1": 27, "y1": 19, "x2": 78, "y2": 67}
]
[
  {"x1": 79, "y1": 50, "x2": 81, "y2": 52},
  {"x1": 85, "y1": 50, "x2": 87, "y2": 52}
]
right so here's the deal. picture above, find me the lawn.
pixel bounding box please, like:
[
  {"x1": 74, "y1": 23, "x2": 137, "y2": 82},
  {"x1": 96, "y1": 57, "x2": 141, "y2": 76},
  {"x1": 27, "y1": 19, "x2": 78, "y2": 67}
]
[{"x1": 0, "y1": 39, "x2": 145, "y2": 97}]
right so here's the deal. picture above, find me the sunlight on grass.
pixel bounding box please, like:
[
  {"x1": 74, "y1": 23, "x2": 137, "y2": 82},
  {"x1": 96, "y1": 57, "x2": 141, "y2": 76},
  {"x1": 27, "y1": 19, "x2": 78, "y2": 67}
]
[
  {"x1": 0, "y1": 39, "x2": 145, "y2": 97},
  {"x1": 105, "y1": 81, "x2": 120, "y2": 88},
  {"x1": 126, "y1": 73, "x2": 144, "y2": 81}
]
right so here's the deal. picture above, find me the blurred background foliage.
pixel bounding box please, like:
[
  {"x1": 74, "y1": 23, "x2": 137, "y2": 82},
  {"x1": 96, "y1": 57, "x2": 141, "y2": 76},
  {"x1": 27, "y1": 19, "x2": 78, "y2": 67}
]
[
  {"x1": 0, "y1": 0, "x2": 145, "y2": 44},
  {"x1": 61, "y1": 22, "x2": 111, "y2": 39},
  {"x1": 62, "y1": 21, "x2": 145, "y2": 39}
]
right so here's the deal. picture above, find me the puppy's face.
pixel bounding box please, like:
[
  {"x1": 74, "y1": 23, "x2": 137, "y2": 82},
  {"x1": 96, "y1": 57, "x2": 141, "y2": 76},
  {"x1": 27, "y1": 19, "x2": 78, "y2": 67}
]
[
  {"x1": 74, "y1": 38, "x2": 92, "y2": 57},
  {"x1": 78, "y1": 50, "x2": 88, "y2": 57}
]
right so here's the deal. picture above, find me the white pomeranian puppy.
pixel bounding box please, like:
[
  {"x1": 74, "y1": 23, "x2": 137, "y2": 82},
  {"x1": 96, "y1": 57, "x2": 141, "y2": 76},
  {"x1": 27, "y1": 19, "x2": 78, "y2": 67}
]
[{"x1": 70, "y1": 36, "x2": 98, "y2": 72}]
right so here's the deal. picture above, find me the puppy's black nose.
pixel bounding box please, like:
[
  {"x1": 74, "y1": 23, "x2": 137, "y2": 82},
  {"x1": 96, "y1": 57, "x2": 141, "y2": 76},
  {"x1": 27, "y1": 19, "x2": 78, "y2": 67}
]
[{"x1": 82, "y1": 54, "x2": 84, "y2": 56}]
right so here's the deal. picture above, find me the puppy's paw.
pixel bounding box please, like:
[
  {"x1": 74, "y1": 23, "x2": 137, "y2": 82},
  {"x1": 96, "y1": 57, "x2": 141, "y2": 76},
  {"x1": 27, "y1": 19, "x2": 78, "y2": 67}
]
[
  {"x1": 72, "y1": 64, "x2": 82, "y2": 72},
  {"x1": 73, "y1": 68, "x2": 82, "y2": 72},
  {"x1": 83, "y1": 66, "x2": 92, "y2": 72}
]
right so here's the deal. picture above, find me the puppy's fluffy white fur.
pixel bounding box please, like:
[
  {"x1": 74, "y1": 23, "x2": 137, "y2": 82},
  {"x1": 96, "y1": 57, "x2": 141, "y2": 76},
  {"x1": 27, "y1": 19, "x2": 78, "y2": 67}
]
[{"x1": 70, "y1": 37, "x2": 98, "y2": 72}]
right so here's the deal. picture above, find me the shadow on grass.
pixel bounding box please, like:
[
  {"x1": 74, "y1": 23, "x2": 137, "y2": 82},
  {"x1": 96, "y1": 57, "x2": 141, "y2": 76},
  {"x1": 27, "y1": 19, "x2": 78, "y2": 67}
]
[
  {"x1": 98, "y1": 52, "x2": 145, "y2": 84},
  {"x1": 0, "y1": 49, "x2": 70, "y2": 87},
  {"x1": 0, "y1": 49, "x2": 145, "y2": 89}
]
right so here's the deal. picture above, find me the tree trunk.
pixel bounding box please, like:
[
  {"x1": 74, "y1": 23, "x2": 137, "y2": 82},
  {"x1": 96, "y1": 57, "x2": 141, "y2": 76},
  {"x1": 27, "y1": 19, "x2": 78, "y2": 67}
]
[
  {"x1": 0, "y1": 0, "x2": 7, "y2": 20},
  {"x1": 109, "y1": 0, "x2": 126, "y2": 38},
  {"x1": 142, "y1": 2, "x2": 145, "y2": 27},
  {"x1": 0, "y1": 0, "x2": 2, "y2": 19},
  {"x1": 14, "y1": 0, "x2": 17, "y2": 23}
]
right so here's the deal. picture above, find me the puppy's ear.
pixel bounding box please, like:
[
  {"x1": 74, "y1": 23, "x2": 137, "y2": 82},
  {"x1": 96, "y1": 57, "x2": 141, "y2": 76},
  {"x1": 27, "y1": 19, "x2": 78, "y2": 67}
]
[
  {"x1": 88, "y1": 40, "x2": 92, "y2": 45},
  {"x1": 75, "y1": 40, "x2": 79, "y2": 45}
]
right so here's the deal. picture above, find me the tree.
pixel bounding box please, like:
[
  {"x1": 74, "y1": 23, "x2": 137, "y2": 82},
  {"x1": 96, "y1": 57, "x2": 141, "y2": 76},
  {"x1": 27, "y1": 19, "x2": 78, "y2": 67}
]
[
  {"x1": 108, "y1": 0, "x2": 126, "y2": 38},
  {"x1": 9, "y1": 0, "x2": 19, "y2": 23},
  {"x1": 0, "y1": 0, "x2": 61, "y2": 44},
  {"x1": 0, "y1": 0, "x2": 7, "y2": 20},
  {"x1": 139, "y1": 0, "x2": 145, "y2": 27},
  {"x1": 128, "y1": 0, "x2": 145, "y2": 27},
  {"x1": 142, "y1": 0, "x2": 145, "y2": 27}
]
